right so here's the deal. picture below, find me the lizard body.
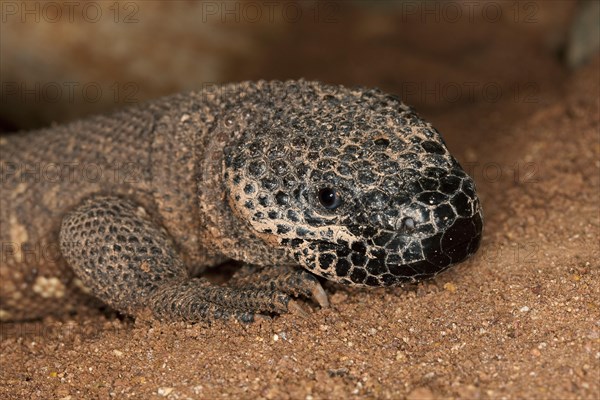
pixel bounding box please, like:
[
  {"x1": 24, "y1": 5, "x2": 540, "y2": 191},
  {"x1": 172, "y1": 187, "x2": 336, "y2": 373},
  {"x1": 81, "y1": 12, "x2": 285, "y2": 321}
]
[{"x1": 0, "y1": 80, "x2": 483, "y2": 322}]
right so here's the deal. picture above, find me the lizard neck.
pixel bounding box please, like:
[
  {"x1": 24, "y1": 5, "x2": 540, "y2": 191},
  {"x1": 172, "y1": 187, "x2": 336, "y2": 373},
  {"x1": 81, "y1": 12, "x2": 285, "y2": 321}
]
[
  {"x1": 196, "y1": 90, "x2": 295, "y2": 266},
  {"x1": 149, "y1": 92, "x2": 226, "y2": 270}
]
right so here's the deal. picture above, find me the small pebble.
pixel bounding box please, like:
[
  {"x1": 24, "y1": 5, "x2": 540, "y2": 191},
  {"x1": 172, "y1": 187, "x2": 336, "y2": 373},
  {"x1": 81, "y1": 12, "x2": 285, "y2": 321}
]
[
  {"x1": 443, "y1": 282, "x2": 457, "y2": 293},
  {"x1": 157, "y1": 387, "x2": 174, "y2": 396}
]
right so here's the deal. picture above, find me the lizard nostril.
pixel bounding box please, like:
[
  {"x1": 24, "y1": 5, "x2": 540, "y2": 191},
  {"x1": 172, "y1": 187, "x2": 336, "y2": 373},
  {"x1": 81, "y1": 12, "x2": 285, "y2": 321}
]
[{"x1": 398, "y1": 217, "x2": 416, "y2": 232}]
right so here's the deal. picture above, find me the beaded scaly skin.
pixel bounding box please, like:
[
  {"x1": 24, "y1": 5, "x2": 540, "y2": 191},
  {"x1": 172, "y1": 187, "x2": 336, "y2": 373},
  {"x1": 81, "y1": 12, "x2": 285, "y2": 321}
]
[{"x1": 0, "y1": 80, "x2": 482, "y2": 322}]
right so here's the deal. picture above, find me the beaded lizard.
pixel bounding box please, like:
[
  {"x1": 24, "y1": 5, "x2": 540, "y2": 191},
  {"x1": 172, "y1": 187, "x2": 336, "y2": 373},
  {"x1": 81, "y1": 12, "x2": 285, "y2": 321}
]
[{"x1": 0, "y1": 80, "x2": 483, "y2": 322}]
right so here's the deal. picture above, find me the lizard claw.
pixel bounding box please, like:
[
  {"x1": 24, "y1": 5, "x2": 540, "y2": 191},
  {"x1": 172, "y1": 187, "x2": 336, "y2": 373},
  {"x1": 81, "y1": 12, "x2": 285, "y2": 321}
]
[
  {"x1": 287, "y1": 299, "x2": 309, "y2": 317},
  {"x1": 311, "y1": 282, "x2": 330, "y2": 308}
]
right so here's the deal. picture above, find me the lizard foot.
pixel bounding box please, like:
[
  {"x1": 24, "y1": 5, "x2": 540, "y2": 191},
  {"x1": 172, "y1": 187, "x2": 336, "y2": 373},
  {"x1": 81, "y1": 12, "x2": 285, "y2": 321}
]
[
  {"x1": 228, "y1": 264, "x2": 330, "y2": 308},
  {"x1": 149, "y1": 277, "x2": 310, "y2": 322}
]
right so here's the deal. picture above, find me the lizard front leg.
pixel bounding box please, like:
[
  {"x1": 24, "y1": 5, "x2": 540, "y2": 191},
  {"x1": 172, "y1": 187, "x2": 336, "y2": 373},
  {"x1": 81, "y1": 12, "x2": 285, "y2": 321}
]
[{"x1": 59, "y1": 196, "x2": 303, "y2": 322}]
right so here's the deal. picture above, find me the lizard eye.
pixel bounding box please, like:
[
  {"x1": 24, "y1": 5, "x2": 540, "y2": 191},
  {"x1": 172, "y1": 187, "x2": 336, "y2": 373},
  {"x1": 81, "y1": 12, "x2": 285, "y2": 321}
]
[{"x1": 318, "y1": 187, "x2": 341, "y2": 209}]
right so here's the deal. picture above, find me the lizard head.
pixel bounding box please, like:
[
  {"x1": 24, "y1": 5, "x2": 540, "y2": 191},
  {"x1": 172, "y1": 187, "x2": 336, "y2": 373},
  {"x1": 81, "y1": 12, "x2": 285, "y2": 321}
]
[{"x1": 223, "y1": 80, "x2": 483, "y2": 286}]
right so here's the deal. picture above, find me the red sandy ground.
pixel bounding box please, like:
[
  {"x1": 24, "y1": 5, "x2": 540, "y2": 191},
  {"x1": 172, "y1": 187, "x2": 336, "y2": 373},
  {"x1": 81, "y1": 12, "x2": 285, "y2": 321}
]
[{"x1": 1, "y1": 2, "x2": 598, "y2": 399}]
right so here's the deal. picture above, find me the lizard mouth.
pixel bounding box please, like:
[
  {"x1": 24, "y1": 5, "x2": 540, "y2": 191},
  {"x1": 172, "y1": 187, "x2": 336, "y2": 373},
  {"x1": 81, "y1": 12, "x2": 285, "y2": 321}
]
[
  {"x1": 387, "y1": 211, "x2": 483, "y2": 283},
  {"x1": 298, "y1": 207, "x2": 483, "y2": 287}
]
